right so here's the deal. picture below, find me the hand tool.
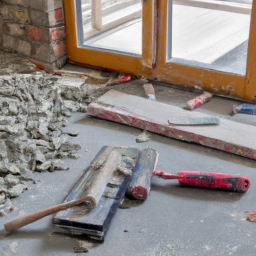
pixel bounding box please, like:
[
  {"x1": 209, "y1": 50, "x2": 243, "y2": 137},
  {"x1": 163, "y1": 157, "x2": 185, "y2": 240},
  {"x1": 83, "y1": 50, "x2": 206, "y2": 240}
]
[
  {"x1": 153, "y1": 169, "x2": 250, "y2": 192},
  {"x1": 53, "y1": 146, "x2": 139, "y2": 241},
  {"x1": 125, "y1": 148, "x2": 159, "y2": 201},
  {"x1": 4, "y1": 150, "x2": 122, "y2": 233},
  {"x1": 168, "y1": 116, "x2": 220, "y2": 126},
  {"x1": 125, "y1": 148, "x2": 250, "y2": 201}
]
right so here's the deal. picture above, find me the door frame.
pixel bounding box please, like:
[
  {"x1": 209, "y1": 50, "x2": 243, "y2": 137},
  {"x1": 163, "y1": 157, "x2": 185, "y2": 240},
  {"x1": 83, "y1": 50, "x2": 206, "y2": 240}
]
[{"x1": 63, "y1": 0, "x2": 256, "y2": 102}]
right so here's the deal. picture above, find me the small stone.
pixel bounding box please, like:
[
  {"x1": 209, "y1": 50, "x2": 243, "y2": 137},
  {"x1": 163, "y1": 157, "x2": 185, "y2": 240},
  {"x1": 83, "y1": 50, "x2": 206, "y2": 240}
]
[
  {"x1": 66, "y1": 130, "x2": 80, "y2": 137},
  {"x1": 8, "y1": 165, "x2": 21, "y2": 175},
  {"x1": 36, "y1": 161, "x2": 52, "y2": 172},
  {"x1": 136, "y1": 131, "x2": 150, "y2": 143},
  {"x1": 124, "y1": 230, "x2": 128, "y2": 232},
  {"x1": 0, "y1": 177, "x2": 6, "y2": 186},
  {"x1": 36, "y1": 140, "x2": 49, "y2": 147},
  {"x1": 63, "y1": 100, "x2": 80, "y2": 112},
  {"x1": 59, "y1": 142, "x2": 81, "y2": 152},
  {"x1": 0, "y1": 185, "x2": 8, "y2": 194},
  {"x1": 36, "y1": 149, "x2": 46, "y2": 163},
  {"x1": 79, "y1": 103, "x2": 87, "y2": 113},
  {"x1": 8, "y1": 184, "x2": 24, "y2": 197},
  {"x1": 5, "y1": 174, "x2": 20, "y2": 186},
  {"x1": 0, "y1": 193, "x2": 5, "y2": 204}
]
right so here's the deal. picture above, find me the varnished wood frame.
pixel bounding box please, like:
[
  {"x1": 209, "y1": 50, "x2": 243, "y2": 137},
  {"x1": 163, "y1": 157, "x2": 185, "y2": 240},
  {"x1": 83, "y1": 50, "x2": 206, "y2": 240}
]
[
  {"x1": 63, "y1": 0, "x2": 256, "y2": 101},
  {"x1": 63, "y1": 0, "x2": 157, "y2": 78},
  {"x1": 157, "y1": 0, "x2": 256, "y2": 101}
]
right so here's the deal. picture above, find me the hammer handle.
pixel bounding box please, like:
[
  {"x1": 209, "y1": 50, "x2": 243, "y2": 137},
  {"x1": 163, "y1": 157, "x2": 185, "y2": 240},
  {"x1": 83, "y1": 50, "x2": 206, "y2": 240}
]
[{"x1": 4, "y1": 199, "x2": 83, "y2": 232}]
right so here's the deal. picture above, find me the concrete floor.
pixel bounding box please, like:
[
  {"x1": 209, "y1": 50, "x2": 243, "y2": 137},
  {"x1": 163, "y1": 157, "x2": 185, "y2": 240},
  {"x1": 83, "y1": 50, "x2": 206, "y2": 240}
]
[{"x1": 1, "y1": 78, "x2": 256, "y2": 255}]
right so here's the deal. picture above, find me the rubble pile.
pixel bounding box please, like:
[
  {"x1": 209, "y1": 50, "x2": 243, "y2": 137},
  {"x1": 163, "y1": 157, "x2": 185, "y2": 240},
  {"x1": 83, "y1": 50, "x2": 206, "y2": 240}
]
[{"x1": 0, "y1": 74, "x2": 88, "y2": 211}]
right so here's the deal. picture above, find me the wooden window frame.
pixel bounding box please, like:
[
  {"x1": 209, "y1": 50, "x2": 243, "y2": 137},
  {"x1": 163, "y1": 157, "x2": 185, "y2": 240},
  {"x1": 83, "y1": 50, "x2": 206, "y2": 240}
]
[{"x1": 63, "y1": 0, "x2": 256, "y2": 101}]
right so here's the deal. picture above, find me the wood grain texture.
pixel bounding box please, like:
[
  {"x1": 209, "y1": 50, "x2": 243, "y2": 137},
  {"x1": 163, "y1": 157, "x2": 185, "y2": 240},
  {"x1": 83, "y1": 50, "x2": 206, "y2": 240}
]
[{"x1": 4, "y1": 198, "x2": 94, "y2": 232}]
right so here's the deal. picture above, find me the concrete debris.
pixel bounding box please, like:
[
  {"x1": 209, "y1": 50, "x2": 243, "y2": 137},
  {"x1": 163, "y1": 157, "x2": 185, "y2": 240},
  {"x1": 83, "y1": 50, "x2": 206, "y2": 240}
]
[
  {"x1": 5, "y1": 174, "x2": 20, "y2": 186},
  {"x1": 0, "y1": 73, "x2": 88, "y2": 210},
  {"x1": 67, "y1": 130, "x2": 80, "y2": 137},
  {"x1": 0, "y1": 193, "x2": 5, "y2": 204},
  {"x1": 8, "y1": 184, "x2": 25, "y2": 198},
  {"x1": 36, "y1": 161, "x2": 52, "y2": 172},
  {"x1": 8, "y1": 165, "x2": 21, "y2": 175},
  {"x1": 136, "y1": 131, "x2": 151, "y2": 143}
]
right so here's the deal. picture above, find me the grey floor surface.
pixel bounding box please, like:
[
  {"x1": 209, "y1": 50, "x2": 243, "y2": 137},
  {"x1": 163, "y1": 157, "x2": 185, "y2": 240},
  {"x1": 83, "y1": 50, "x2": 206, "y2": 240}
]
[{"x1": 1, "y1": 80, "x2": 256, "y2": 256}]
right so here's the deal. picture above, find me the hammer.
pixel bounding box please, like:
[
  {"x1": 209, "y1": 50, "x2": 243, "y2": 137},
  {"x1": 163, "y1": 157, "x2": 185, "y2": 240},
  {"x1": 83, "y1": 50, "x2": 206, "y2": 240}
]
[
  {"x1": 4, "y1": 151, "x2": 122, "y2": 232},
  {"x1": 126, "y1": 149, "x2": 250, "y2": 201}
]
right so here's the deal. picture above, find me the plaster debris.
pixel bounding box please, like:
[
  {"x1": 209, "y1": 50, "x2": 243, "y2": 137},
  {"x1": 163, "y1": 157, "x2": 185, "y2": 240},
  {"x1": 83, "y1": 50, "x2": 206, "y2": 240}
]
[
  {"x1": 5, "y1": 174, "x2": 20, "y2": 186},
  {"x1": 0, "y1": 74, "x2": 87, "y2": 210},
  {"x1": 136, "y1": 131, "x2": 150, "y2": 143},
  {"x1": 67, "y1": 130, "x2": 80, "y2": 137},
  {"x1": 8, "y1": 184, "x2": 25, "y2": 198}
]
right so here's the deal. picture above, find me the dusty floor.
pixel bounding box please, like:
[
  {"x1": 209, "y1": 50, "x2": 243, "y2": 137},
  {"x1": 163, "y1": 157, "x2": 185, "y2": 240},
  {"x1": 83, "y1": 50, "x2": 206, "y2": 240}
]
[{"x1": 1, "y1": 54, "x2": 256, "y2": 255}]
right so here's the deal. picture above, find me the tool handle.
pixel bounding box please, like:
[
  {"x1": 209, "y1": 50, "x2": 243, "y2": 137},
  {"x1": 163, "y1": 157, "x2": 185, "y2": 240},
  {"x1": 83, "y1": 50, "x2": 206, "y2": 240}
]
[
  {"x1": 178, "y1": 171, "x2": 250, "y2": 192},
  {"x1": 4, "y1": 199, "x2": 83, "y2": 232},
  {"x1": 153, "y1": 169, "x2": 183, "y2": 180}
]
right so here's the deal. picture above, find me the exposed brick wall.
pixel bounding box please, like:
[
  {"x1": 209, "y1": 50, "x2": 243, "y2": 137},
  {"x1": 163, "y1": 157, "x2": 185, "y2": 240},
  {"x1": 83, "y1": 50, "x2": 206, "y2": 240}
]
[{"x1": 0, "y1": 0, "x2": 67, "y2": 72}]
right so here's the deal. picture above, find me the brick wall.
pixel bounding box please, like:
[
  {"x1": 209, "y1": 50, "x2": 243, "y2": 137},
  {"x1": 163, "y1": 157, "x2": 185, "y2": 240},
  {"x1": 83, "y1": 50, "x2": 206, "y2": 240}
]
[{"x1": 0, "y1": 0, "x2": 67, "y2": 72}]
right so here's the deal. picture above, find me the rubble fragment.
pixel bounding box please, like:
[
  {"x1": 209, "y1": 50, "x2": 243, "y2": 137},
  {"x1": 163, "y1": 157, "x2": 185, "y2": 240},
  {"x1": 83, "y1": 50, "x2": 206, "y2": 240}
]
[
  {"x1": 67, "y1": 130, "x2": 80, "y2": 137},
  {"x1": 136, "y1": 131, "x2": 150, "y2": 143}
]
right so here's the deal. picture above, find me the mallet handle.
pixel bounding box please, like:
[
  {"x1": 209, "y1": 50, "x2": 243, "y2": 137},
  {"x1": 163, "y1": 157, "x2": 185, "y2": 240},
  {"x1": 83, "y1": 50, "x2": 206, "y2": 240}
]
[{"x1": 4, "y1": 199, "x2": 84, "y2": 232}]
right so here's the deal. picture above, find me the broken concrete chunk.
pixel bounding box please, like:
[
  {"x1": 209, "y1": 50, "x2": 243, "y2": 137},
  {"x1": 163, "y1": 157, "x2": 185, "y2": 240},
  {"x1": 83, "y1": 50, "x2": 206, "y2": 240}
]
[
  {"x1": 8, "y1": 165, "x2": 21, "y2": 175},
  {"x1": 79, "y1": 103, "x2": 87, "y2": 113},
  {"x1": 0, "y1": 193, "x2": 5, "y2": 204},
  {"x1": 63, "y1": 100, "x2": 80, "y2": 112},
  {"x1": 0, "y1": 177, "x2": 6, "y2": 187},
  {"x1": 36, "y1": 161, "x2": 52, "y2": 172},
  {"x1": 36, "y1": 140, "x2": 49, "y2": 147},
  {"x1": 136, "y1": 131, "x2": 150, "y2": 143},
  {"x1": 67, "y1": 130, "x2": 80, "y2": 137},
  {"x1": 36, "y1": 149, "x2": 46, "y2": 163},
  {"x1": 60, "y1": 142, "x2": 81, "y2": 152},
  {"x1": 8, "y1": 184, "x2": 24, "y2": 198},
  {"x1": 50, "y1": 161, "x2": 69, "y2": 172},
  {"x1": 5, "y1": 174, "x2": 20, "y2": 186}
]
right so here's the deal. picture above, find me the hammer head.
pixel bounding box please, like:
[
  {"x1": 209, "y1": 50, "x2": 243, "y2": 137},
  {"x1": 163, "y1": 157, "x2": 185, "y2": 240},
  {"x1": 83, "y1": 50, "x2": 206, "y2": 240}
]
[{"x1": 126, "y1": 148, "x2": 158, "y2": 201}]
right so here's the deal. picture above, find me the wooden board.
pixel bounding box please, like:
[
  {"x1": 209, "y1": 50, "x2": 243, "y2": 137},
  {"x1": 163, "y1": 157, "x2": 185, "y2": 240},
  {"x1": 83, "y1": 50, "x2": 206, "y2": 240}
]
[
  {"x1": 53, "y1": 146, "x2": 139, "y2": 241},
  {"x1": 88, "y1": 90, "x2": 256, "y2": 160}
]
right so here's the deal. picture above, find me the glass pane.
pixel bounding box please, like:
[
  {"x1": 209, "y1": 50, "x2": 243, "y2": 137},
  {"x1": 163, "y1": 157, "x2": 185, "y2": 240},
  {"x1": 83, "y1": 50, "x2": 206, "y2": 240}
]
[
  {"x1": 167, "y1": 0, "x2": 252, "y2": 75},
  {"x1": 79, "y1": 0, "x2": 142, "y2": 56}
]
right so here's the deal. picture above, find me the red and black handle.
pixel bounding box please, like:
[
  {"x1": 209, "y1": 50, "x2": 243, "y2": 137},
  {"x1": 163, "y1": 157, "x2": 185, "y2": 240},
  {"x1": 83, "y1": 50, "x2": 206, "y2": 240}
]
[{"x1": 153, "y1": 169, "x2": 250, "y2": 192}]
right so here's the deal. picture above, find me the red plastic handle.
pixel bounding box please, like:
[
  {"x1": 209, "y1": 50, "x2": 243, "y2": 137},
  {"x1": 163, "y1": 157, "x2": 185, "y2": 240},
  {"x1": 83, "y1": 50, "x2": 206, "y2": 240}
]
[{"x1": 177, "y1": 171, "x2": 250, "y2": 192}]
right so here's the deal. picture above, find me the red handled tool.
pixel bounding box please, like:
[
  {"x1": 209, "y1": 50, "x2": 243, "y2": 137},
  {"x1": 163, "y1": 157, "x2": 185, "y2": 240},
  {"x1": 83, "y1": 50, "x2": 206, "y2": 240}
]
[{"x1": 153, "y1": 169, "x2": 250, "y2": 192}]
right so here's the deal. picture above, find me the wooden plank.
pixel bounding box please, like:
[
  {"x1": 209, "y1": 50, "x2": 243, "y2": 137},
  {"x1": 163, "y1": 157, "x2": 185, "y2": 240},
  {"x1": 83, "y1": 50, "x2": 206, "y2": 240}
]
[{"x1": 87, "y1": 90, "x2": 256, "y2": 161}]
